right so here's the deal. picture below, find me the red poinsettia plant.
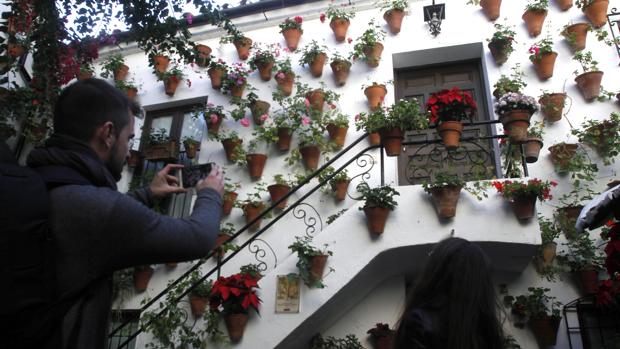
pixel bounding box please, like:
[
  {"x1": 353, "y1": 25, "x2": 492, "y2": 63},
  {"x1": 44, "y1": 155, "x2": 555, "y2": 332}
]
[
  {"x1": 426, "y1": 87, "x2": 477, "y2": 124},
  {"x1": 597, "y1": 220, "x2": 620, "y2": 308},
  {"x1": 491, "y1": 178, "x2": 557, "y2": 201},
  {"x1": 209, "y1": 272, "x2": 261, "y2": 315}
]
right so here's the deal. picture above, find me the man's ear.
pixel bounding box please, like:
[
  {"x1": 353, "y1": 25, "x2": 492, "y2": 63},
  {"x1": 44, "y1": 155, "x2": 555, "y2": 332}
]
[{"x1": 94, "y1": 121, "x2": 116, "y2": 149}]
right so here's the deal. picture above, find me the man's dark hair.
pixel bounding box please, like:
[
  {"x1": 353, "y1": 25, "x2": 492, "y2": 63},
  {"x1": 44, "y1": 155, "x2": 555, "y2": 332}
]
[{"x1": 54, "y1": 78, "x2": 130, "y2": 142}]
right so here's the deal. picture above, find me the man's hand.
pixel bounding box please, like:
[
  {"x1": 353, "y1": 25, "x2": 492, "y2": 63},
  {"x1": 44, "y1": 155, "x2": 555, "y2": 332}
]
[
  {"x1": 149, "y1": 164, "x2": 187, "y2": 199},
  {"x1": 196, "y1": 164, "x2": 224, "y2": 196}
]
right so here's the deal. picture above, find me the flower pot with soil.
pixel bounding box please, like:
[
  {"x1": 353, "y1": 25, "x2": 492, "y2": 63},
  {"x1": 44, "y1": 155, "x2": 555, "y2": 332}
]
[
  {"x1": 153, "y1": 55, "x2": 170, "y2": 73},
  {"x1": 522, "y1": 3, "x2": 548, "y2": 37},
  {"x1": 364, "y1": 83, "x2": 388, "y2": 110},
  {"x1": 578, "y1": 0, "x2": 609, "y2": 28},
  {"x1": 289, "y1": 235, "x2": 333, "y2": 288},
  {"x1": 222, "y1": 191, "x2": 238, "y2": 215},
  {"x1": 277, "y1": 127, "x2": 292, "y2": 151},
  {"x1": 221, "y1": 136, "x2": 243, "y2": 162},
  {"x1": 351, "y1": 19, "x2": 386, "y2": 68},
  {"x1": 573, "y1": 50, "x2": 604, "y2": 101},
  {"x1": 556, "y1": 0, "x2": 573, "y2": 10},
  {"x1": 492, "y1": 179, "x2": 556, "y2": 220},
  {"x1": 379, "y1": 127, "x2": 404, "y2": 156},
  {"x1": 243, "y1": 202, "x2": 265, "y2": 232},
  {"x1": 495, "y1": 93, "x2": 539, "y2": 144},
  {"x1": 427, "y1": 87, "x2": 477, "y2": 150},
  {"x1": 326, "y1": 123, "x2": 348, "y2": 148},
  {"x1": 249, "y1": 46, "x2": 277, "y2": 82},
  {"x1": 357, "y1": 183, "x2": 399, "y2": 235},
  {"x1": 538, "y1": 93, "x2": 567, "y2": 122},
  {"x1": 299, "y1": 145, "x2": 321, "y2": 170},
  {"x1": 274, "y1": 59, "x2": 295, "y2": 96},
  {"x1": 210, "y1": 273, "x2": 260, "y2": 342},
  {"x1": 207, "y1": 59, "x2": 228, "y2": 90},
  {"x1": 424, "y1": 173, "x2": 464, "y2": 219},
  {"x1": 194, "y1": 44, "x2": 212, "y2": 67},
  {"x1": 548, "y1": 142, "x2": 579, "y2": 172},
  {"x1": 330, "y1": 56, "x2": 351, "y2": 86},
  {"x1": 279, "y1": 16, "x2": 303, "y2": 51},
  {"x1": 249, "y1": 100, "x2": 270, "y2": 126},
  {"x1": 233, "y1": 37, "x2": 253, "y2": 60},
  {"x1": 268, "y1": 174, "x2": 294, "y2": 209},
  {"x1": 246, "y1": 153, "x2": 267, "y2": 180}
]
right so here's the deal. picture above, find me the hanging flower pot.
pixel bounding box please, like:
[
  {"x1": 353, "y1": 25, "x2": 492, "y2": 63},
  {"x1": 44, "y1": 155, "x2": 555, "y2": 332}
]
[
  {"x1": 429, "y1": 185, "x2": 462, "y2": 219},
  {"x1": 523, "y1": 137, "x2": 543, "y2": 163},
  {"x1": 437, "y1": 121, "x2": 463, "y2": 151},
  {"x1": 530, "y1": 316, "x2": 561, "y2": 347},
  {"x1": 556, "y1": 0, "x2": 573, "y2": 11},
  {"x1": 153, "y1": 55, "x2": 170, "y2": 74},
  {"x1": 538, "y1": 93, "x2": 566, "y2": 122},
  {"x1": 364, "y1": 84, "x2": 387, "y2": 110},
  {"x1": 535, "y1": 242, "x2": 557, "y2": 272},
  {"x1": 243, "y1": 203, "x2": 265, "y2": 232},
  {"x1": 207, "y1": 67, "x2": 225, "y2": 90},
  {"x1": 578, "y1": 269, "x2": 599, "y2": 294},
  {"x1": 275, "y1": 71, "x2": 295, "y2": 96},
  {"x1": 548, "y1": 143, "x2": 578, "y2": 172},
  {"x1": 230, "y1": 83, "x2": 245, "y2": 98},
  {"x1": 224, "y1": 313, "x2": 249, "y2": 343},
  {"x1": 532, "y1": 52, "x2": 557, "y2": 80},
  {"x1": 509, "y1": 194, "x2": 537, "y2": 220},
  {"x1": 326, "y1": 124, "x2": 348, "y2": 148},
  {"x1": 277, "y1": 127, "x2": 292, "y2": 151},
  {"x1": 125, "y1": 88, "x2": 138, "y2": 101},
  {"x1": 282, "y1": 28, "x2": 302, "y2": 51},
  {"x1": 222, "y1": 138, "x2": 243, "y2": 162},
  {"x1": 379, "y1": 127, "x2": 404, "y2": 157},
  {"x1": 563, "y1": 23, "x2": 589, "y2": 52},
  {"x1": 383, "y1": 9, "x2": 405, "y2": 34},
  {"x1": 127, "y1": 150, "x2": 141, "y2": 168},
  {"x1": 299, "y1": 145, "x2": 321, "y2": 170},
  {"x1": 206, "y1": 115, "x2": 223, "y2": 136},
  {"x1": 480, "y1": 0, "x2": 502, "y2": 21},
  {"x1": 331, "y1": 180, "x2": 350, "y2": 201},
  {"x1": 582, "y1": 0, "x2": 609, "y2": 28},
  {"x1": 309, "y1": 52, "x2": 327, "y2": 77},
  {"x1": 233, "y1": 37, "x2": 253, "y2": 60},
  {"x1": 556, "y1": 205, "x2": 583, "y2": 240},
  {"x1": 488, "y1": 38, "x2": 512, "y2": 66},
  {"x1": 222, "y1": 191, "x2": 238, "y2": 216},
  {"x1": 362, "y1": 43, "x2": 384, "y2": 68},
  {"x1": 368, "y1": 132, "x2": 381, "y2": 146},
  {"x1": 575, "y1": 71, "x2": 603, "y2": 101},
  {"x1": 163, "y1": 76, "x2": 180, "y2": 97},
  {"x1": 250, "y1": 100, "x2": 270, "y2": 126},
  {"x1": 522, "y1": 9, "x2": 547, "y2": 37},
  {"x1": 268, "y1": 184, "x2": 291, "y2": 209},
  {"x1": 183, "y1": 140, "x2": 200, "y2": 159},
  {"x1": 306, "y1": 89, "x2": 325, "y2": 115},
  {"x1": 246, "y1": 153, "x2": 267, "y2": 180},
  {"x1": 363, "y1": 206, "x2": 391, "y2": 235},
  {"x1": 255, "y1": 61, "x2": 275, "y2": 81},
  {"x1": 499, "y1": 110, "x2": 532, "y2": 144},
  {"x1": 189, "y1": 295, "x2": 208, "y2": 317},
  {"x1": 133, "y1": 265, "x2": 154, "y2": 292},
  {"x1": 310, "y1": 254, "x2": 329, "y2": 282},
  {"x1": 114, "y1": 64, "x2": 129, "y2": 81},
  {"x1": 330, "y1": 59, "x2": 351, "y2": 86},
  {"x1": 330, "y1": 18, "x2": 350, "y2": 42},
  {"x1": 195, "y1": 44, "x2": 212, "y2": 67}
]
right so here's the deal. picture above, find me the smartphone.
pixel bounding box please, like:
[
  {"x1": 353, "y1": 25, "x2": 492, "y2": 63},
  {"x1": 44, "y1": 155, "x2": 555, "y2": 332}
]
[{"x1": 182, "y1": 163, "x2": 213, "y2": 188}]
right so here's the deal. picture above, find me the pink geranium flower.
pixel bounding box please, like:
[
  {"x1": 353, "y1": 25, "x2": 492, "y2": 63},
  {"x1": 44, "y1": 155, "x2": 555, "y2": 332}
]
[
  {"x1": 240, "y1": 118, "x2": 250, "y2": 127},
  {"x1": 260, "y1": 114, "x2": 269, "y2": 121},
  {"x1": 210, "y1": 114, "x2": 219, "y2": 124},
  {"x1": 301, "y1": 117, "x2": 311, "y2": 125},
  {"x1": 304, "y1": 98, "x2": 311, "y2": 108},
  {"x1": 276, "y1": 72, "x2": 286, "y2": 80},
  {"x1": 320, "y1": 13, "x2": 326, "y2": 23}
]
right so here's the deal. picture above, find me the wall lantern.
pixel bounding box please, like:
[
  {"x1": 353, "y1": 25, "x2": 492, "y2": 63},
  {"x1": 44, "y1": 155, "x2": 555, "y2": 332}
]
[
  {"x1": 607, "y1": 8, "x2": 620, "y2": 63},
  {"x1": 423, "y1": 0, "x2": 445, "y2": 37}
]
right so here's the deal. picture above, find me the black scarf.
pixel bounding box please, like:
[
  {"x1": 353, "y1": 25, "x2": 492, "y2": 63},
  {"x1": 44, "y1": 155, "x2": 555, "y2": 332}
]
[{"x1": 27, "y1": 133, "x2": 118, "y2": 190}]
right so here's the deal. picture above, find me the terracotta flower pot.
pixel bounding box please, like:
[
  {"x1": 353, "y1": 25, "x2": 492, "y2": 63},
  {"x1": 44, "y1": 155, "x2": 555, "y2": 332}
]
[
  {"x1": 250, "y1": 100, "x2": 270, "y2": 125},
  {"x1": 557, "y1": 205, "x2": 583, "y2": 240},
  {"x1": 532, "y1": 52, "x2": 558, "y2": 80},
  {"x1": 125, "y1": 88, "x2": 138, "y2": 101},
  {"x1": 308, "y1": 255, "x2": 329, "y2": 283},
  {"x1": 7, "y1": 43, "x2": 25, "y2": 57},
  {"x1": 114, "y1": 64, "x2": 129, "y2": 81},
  {"x1": 195, "y1": 44, "x2": 212, "y2": 67},
  {"x1": 306, "y1": 89, "x2": 325, "y2": 114},
  {"x1": 430, "y1": 186, "x2": 462, "y2": 219},
  {"x1": 246, "y1": 153, "x2": 267, "y2": 180},
  {"x1": 530, "y1": 316, "x2": 561, "y2": 347},
  {"x1": 268, "y1": 184, "x2": 291, "y2": 209},
  {"x1": 480, "y1": 0, "x2": 502, "y2": 21},
  {"x1": 153, "y1": 55, "x2": 170, "y2": 74},
  {"x1": 363, "y1": 42, "x2": 384, "y2": 68},
  {"x1": 299, "y1": 145, "x2": 321, "y2": 170},
  {"x1": 224, "y1": 313, "x2": 249, "y2": 343},
  {"x1": 206, "y1": 115, "x2": 223, "y2": 136},
  {"x1": 275, "y1": 72, "x2": 295, "y2": 96},
  {"x1": 536, "y1": 242, "x2": 557, "y2": 272},
  {"x1": 583, "y1": 0, "x2": 609, "y2": 28},
  {"x1": 309, "y1": 52, "x2": 327, "y2": 77},
  {"x1": 575, "y1": 71, "x2": 603, "y2": 101},
  {"x1": 282, "y1": 28, "x2": 302, "y2": 51},
  {"x1": 277, "y1": 127, "x2": 292, "y2": 151},
  {"x1": 163, "y1": 77, "x2": 180, "y2": 96},
  {"x1": 133, "y1": 266, "x2": 154, "y2": 292},
  {"x1": 230, "y1": 83, "x2": 245, "y2": 98},
  {"x1": 555, "y1": 0, "x2": 573, "y2": 11},
  {"x1": 364, "y1": 206, "x2": 391, "y2": 235},
  {"x1": 326, "y1": 124, "x2": 348, "y2": 148},
  {"x1": 183, "y1": 141, "x2": 200, "y2": 159},
  {"x1": 127, "y1": 150, "x2": 141, "y2": 168},
  {"x1": 524, "y1": 137, "x2": 543, "y2": 163},
  {"x1": 563, "y1": 23, "x2": 589, "y2": 52},
  {"x1": 364, "y1": 84, "x2": 387, "y2": 109},
  {"x1": 144, "y1": 141, "x2": 178, "y2": 161},
  {"x1": 548, "y1": 143, "x2": 578, "y2": 172},
  {"x1": 437, "y1": 121, "x2": 463, "y2": 150},
  {"x1": 488, "y1": 38, "x2": 512, "y2": 66},
  {"x1": 368, "y1": 132, "x2": 381, "y2": 146},
  {"x1": 222, "y1": 138, "x2": 243, "y2": 162},
  {"x1": 76, "y1": 71, "x2": 94, "y2": 81},
  {"x1": 222, "y1": 191, "x2": 238, "y2": 215},
  {"x1": 207, "y1": 67, "x2": 225, "y2": 90},
  {"x1": 510, "y1": 194, "x2": 537, "y2": 220},
  {"x1": 499, "y1": 110, "x2": 532, "y2": 144},
  {"x1": 189, "y1": 295, "x2": 208, "y2": 317},
  {"x1": 243, "y1": 203, "x2": 264, "y2": 232},
  {"x1": 538, "y1": 93, "x2": 566, "y2": 122},
  {"x1": 579, "y1": 269, "x2": 599, "y2": 294},
  {"x1": 255, "y1": 60, "x2": 275, "y2": 81},
  {"x1": 331, "y1": 180, "x2": 350, "y2": 201},
  {"x1": 522, "y1": 9, "x2": 547, "y2": 37},
  {"x1": 330, "y1": 60, "x2": 351, "y2": 86},
  {"x1": 383, "y1": 9, "x2": 405, "y2": 34},
  {"x1": 379, "y1": 127, "x2": 404, "y2": 157},
  {"x1": 329, "y1": 18, "x2": 350, "y2": 42},
  {"x1": 233, "y1": 37, "x2": 252, "y2": 60}
]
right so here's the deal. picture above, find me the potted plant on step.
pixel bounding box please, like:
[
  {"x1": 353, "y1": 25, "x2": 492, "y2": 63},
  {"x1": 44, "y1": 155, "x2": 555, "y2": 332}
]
[
  {"x1": 207, "y1": 58, "x2": 228, "y2": 90},
  {"x1": 248, "y1": 43, "x2": 278, "y2": 81},
  {"x1": 357, "y1": 182, "x2": 400, "y2": 235},
  {"x1": 467, "y1": 0, "x2": 503, "y2": 21},
  {"x1": 274, "y1": 58, "x2": 295, "y2": 96},
  {"x1": 557, "y1": 234, "x2": 605, "y2": 294},
  {"x1": 350, "y1": 19, "x2": 386, "y2": 68},
  {"x1": 235, "y1": 183, "x2": 268, "y2": 232},
  {"x1": 100, "y1": 54, "x2": 129, "y2": 81},
  {"x1": 487, "y1": 23, "x2": 516, "y2": 65},
  {"x1": 522, "y1": 0, "x2": 549, "y2": 37},
  {"x1": 523, "y1": 121, "x2": 544, "y2": 163},
  {"x1": 209, "y1": 272, "x2": 261, "y2": 342},
  {"x1": 323, "y1": 2, "x2": 355, "y2": 42},
  {"x1": 289, "y1": 235, "x2": 333, "y2": 288},
  {"x1": 330, "y1": 52, "x2": 352, "y2": 86},
  {"x1": 299, "y1": 40, "x2": 329, "y2": 77},
  {"x1": 576, "y1": 0, "x2": 610, "y2": 28},
  {"x1": 279, "y1": 16, "x2": 303, "y2": 51},
  {"x1": 379, "y1": 0, "x2": 408, "y2": 34},
  {"x1": 573, "y1": 50, "x2": 604, "y2": 101},
  {"x1": 505, "y1": 287, "x2": 562, "y2": 346},
  {"x1": 495, "y1": 92, "x2": 539, "y2": 144},
  {"x1": 535, "y1": 215, "x2": 561, "y2": 277},
  {"x1": 528, "y1": 36, "x2": 557, "y2": 80},
  {"x1": 187, "y1": 271, "x2": 212, "y2": 318},
  {"x1": 144, "y1": 128, "x2": 178, "y2": 161},
  {"x1": 319, "y1": 166, "x2": 351, "y2": 202},
  {"x1": 538, "y1": 91, "x2": 567, "y2": 122},
  {"x1": 571, "y1": 112, "x2": 620, "y2": 165},
  {"x1": 422, "y1": 172, "x2": 487, "y2": 219},
  {"x1": 492, "y1": 179, "x2": 556, "y2": 220},
  {"x1": 156, "y1": 65, "x2": 186, "y2": 97},
  {"x1": 367, "y1": 323, "x2": 395, "y2": 349},
  {"x1": 427, "y1": 87, "x2": 477, "y2": 150}
]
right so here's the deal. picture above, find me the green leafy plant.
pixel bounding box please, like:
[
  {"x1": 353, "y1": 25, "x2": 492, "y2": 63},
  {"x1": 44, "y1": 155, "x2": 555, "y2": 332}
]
[
  {"x1": 488, "y1": 23, "x2": 517, "y2": 55},
  {"x1": 491, "y1": 178, "x2": 557, "y2": 201},
  {"x1": 572, "y1": 50, "x2": 599, "y2": 75},
  {"x1": 187, "y1": 270, "x2": 212, "y2": 298},
  {"x1": 298, "y1": 40, "x2": 329, "y2": 67},
  {"x1": 310, "y1": 333, "x2": 365, "y2": 349},
  {"x1": 524, "y1": 0, "x2": 549, "y2": 12},
  {"x1": 100, "y1": 54, "x2": 126, "y2": 79},
  {"x1": 422, "y1": 172, "x2": 489, "y2": 201},
  {"x1": 240, "y1": 263, "x2": 263, "y2": 280},
  {"x1": 504, "y1": 287, "x2": 561, "y2": 328},
  {"x1": 356, "y1": 182, "x2": 399, "y2": 210},
  {"x1": 248, "y1": 43, "x2": 279, "y2": 71},
  {"x1": 279, "y1": 16, "x2": 303, "y2": 33},
  {"x1": 234, "y1": 182, "x2": 268, "y2": 208},
  {"x1": 376, "y1": 0, "x2": 409, "y2": 11},
  {"x1": 528, "y1": 36, "x2": 554, "y2": 62},
  {"x1": 146, "y1": 128, "x2": 171, "y2": 145},
  {"x1": 557, "y1": 233, "x2": 605, "y2": 272},
  {"x1": 571, "y1": 112, "x2": 620, "y2": 165},
  {"x1": 527, "y1": 121, "x2": 545, "y2": 139},
  {"x1": 114, "y1": 78, "x2": 140, "y2": 93},
  {"x1": 349, "y1": 19, "x2": 386, "y2": 63},
  {"x1": 325, "y1": 3, "x2": 356, "y2": 21},
  {"x1": 288, "y1": 235, "x2": 333, "y2": 288},
  {"x1": 155, "y1": 65, "x2": 184, "y2": 82},
  {"x1": 221, "y1": 62, "x2": 251, "y2": 95},
  {"x1": 549, "y1": 142, "x2": 598, "y2": 182},
  {"x1": 575, "y1": 0, "x2": 597, "y2": 10},
  {"x1": 494, "y1": 64, "x2": 528, "y2": 96}
]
